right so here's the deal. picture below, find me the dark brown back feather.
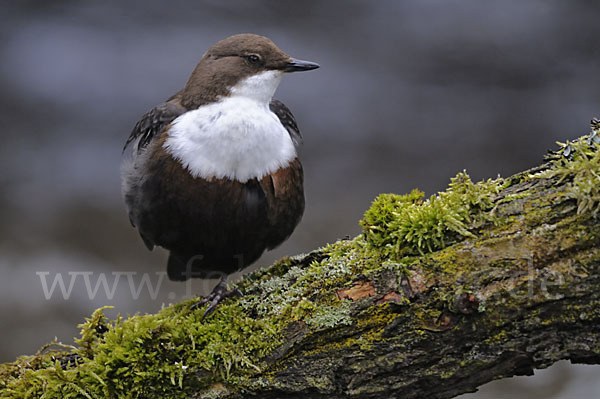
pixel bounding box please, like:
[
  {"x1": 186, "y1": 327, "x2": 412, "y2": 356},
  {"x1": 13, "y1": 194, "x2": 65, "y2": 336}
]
[
  {"x1": 269, "y1": 99, "x2": 302, "y2": 147},
  {"x1": 123, "y1": 101, "x2": 187, "y2": 152}
]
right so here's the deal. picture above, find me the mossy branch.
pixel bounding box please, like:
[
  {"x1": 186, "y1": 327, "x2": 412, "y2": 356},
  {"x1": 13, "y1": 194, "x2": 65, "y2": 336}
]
[{"x1": 2, "y1": 125, "x2": 600, "y2": 398}]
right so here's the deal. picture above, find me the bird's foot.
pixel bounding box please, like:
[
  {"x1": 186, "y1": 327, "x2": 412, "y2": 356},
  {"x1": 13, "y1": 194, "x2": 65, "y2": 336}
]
[{"x1": 190, "y1": 278, "x2": 242, "y2": 318}]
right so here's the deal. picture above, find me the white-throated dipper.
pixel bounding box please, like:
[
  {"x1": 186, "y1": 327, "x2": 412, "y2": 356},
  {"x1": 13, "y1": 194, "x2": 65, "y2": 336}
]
[{"x1": 121, "y1": 33, "x2": 319, "y2": 314}]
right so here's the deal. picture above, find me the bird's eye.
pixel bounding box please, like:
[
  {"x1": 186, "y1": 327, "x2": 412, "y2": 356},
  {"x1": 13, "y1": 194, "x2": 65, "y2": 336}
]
[{"x1": 246, "y1": 55, "x2": 260, "y2": 64}]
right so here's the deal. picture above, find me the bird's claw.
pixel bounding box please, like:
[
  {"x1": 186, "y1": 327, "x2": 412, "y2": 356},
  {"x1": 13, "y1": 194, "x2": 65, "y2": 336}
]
[{"x1": 190, "y1": 280, "x2": 242, "y2": 318}]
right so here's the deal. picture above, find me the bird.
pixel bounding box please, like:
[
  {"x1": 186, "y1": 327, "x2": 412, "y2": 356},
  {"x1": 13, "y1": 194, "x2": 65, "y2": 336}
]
[{"x1": 121, "y1": 33, "x2": 319, "y2": 314}]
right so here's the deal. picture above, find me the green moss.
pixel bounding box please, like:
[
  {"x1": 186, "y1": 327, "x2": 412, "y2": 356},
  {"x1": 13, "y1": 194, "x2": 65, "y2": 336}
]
[
  {"x1": 76, "y1": 306, "x2": 112, "y2": 359},
  {"x1": 1, "y1": 301, "x2": 282, "y2": 398},
  {"x1": 361, "y1": 172, "x2": 501, "y2": 258},
  {"x1": 0, "y1": 341, "x2": 76, "y2": 395},
  {"x1": 531, "y1": 123, "x2": 600, "y2": 216},
  {"x1": 360, "y1": 189, "x2": 425, "y2": 252}
]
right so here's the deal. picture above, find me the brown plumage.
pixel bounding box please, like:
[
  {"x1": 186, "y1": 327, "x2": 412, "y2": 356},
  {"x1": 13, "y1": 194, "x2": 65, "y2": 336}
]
[{"x1": 133, "y1": 134, "x2": 304, "y2": 280}]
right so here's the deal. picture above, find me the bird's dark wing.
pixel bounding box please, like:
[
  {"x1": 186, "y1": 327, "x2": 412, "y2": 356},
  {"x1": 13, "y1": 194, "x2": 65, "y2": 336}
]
[
  {"x1": 123, "y1": 101, "x2": 187, "y2": 152},
  {"x1": 270, "y1": 99, "x2": 302, "y2": 147}
]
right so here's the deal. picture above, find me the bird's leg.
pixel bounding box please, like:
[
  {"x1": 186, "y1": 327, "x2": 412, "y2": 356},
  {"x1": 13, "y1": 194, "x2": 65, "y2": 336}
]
[{"x1": 190, "y1": 277, "x2": 242, "y2": 317}]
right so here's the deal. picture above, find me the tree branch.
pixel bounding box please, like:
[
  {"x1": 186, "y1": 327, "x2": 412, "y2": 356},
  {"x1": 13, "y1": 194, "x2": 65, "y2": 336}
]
[{"x1": 231, "y1": 166, "x2": 600, "y2": 399}]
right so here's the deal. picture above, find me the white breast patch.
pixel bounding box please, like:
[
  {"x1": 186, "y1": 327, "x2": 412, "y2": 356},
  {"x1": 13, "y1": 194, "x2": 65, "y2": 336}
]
[{"x1": 163, "y1": 71, "x2": 297, "y2": 183}]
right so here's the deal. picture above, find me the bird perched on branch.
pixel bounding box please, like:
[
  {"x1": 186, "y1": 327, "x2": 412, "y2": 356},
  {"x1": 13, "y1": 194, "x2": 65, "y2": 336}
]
[{"x1": 121, "y1": 34, "x2": 319, "y2": 314}]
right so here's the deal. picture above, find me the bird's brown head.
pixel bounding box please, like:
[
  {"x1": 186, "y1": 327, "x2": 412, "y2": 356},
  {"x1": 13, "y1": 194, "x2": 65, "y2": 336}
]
[{"x1": 179, "y1": 33, "x2": 319, "y2": 108}]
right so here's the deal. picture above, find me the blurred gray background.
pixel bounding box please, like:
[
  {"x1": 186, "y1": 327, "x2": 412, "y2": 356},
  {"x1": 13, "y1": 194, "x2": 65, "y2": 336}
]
[{"x1": 1, "y1": 0, "x2": 599, "y2": 397}]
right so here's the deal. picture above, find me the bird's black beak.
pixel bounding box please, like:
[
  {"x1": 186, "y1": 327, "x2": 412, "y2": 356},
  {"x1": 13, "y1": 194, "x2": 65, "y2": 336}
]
[{"x1": 284, "y1": 58, "x2": 320, "y2": 72}]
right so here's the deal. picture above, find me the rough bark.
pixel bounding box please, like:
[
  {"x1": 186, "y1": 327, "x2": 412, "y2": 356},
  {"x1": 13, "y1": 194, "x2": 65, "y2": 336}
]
[{"x1": 220, "y1": 163, "x2": 600, "y2": 398}]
